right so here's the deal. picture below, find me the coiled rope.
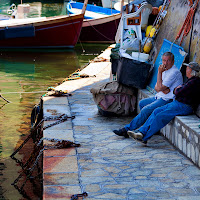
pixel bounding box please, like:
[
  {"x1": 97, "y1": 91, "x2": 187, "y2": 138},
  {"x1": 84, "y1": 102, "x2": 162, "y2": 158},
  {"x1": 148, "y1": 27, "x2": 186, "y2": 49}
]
[
  {"x1": 175, "y1": 0, "x2": 199, "y2": 45},
  {"x1": 85, "y1": 14, "x2": 119, "y2": 41}
]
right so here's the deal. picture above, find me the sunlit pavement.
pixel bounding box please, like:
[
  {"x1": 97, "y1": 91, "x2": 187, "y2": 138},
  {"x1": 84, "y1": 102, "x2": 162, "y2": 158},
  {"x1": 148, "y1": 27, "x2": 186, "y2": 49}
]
[{"x1": 43, "y1": 45, "x2": 200, "y2": 200}]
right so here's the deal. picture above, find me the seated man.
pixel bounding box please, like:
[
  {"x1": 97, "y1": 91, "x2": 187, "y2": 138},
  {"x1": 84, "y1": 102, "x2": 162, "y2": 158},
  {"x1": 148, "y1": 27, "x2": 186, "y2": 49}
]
[
  {"x1": 128, "y1": 62, "x2": 200, "y2": 145},
  {"x1": 113, "y1": 52, "x2": 183, "y2": 137}
]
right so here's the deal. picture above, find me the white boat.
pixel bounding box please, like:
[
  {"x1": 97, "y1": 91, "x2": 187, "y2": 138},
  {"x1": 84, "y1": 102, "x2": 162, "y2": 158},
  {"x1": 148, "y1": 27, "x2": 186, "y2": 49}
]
[
  {"x1": 101, "y1": 0, "x2": 129, "y2": 8},
  {"x1": 67, "y1": 1, "x2": 120, "y2": 19},
  {"x1": 0, "y1": 0, "x2": 89, "y2": 48}
]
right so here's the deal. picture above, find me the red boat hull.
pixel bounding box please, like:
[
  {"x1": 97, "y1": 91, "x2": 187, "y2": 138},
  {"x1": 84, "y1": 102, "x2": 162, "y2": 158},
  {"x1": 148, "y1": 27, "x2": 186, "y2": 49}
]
[
  {"x1": 0, "y1": 14, "x2": 84, "y2": 48},
  {"x1": 80, "y1": 13, "x2": 121, "y2": 43}
]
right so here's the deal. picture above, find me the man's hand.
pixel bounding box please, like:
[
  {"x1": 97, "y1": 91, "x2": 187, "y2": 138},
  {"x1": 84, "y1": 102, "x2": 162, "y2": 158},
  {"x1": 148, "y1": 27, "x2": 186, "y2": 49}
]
[
  {"x1": 162, "y1": 88, "x2": 170, "y2": 94},
  {"x1": 158, "y1": 64, "x2": 167, "y2": 73},
  {"x1": 155, "y1": 64, "x2": 169, "y2": 92}
]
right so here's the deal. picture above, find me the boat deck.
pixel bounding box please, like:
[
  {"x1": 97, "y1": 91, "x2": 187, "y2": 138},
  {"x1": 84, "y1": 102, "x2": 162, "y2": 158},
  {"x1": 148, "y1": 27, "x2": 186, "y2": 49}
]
[{"x1": 0, "y1": 17, "x2": 46, "y2": 27}]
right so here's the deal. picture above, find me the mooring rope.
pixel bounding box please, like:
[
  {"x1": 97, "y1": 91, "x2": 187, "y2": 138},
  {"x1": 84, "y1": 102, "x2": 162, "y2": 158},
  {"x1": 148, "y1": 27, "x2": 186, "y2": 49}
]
[
  {"x1": 175, "y1": 0, "x2": 199, "y2": 45},
  {"x1": 0, "y1": 94, "x2": 11, "y2": 103},
  {"x1": 85, "y1": 16, "x2": 119, "y2": 41},
  {"x1": 68, "y1": 12, "x2": 86, "y2": 52},
  {"x1": 0, "y1": 91, "x2": 47, "y2": 94}
]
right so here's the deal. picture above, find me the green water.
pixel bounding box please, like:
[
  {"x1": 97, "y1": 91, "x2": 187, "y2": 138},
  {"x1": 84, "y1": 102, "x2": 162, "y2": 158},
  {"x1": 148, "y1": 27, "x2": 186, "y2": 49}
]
[{"x1": 0, "y1": 1, "x2": 109, "y2": 199}]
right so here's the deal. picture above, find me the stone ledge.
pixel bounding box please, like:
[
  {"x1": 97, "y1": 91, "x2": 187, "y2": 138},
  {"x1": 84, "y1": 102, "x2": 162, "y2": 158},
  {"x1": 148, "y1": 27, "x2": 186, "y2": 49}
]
[{"x1": 138, "y1": 89, "x2": 200, "y2": 168}]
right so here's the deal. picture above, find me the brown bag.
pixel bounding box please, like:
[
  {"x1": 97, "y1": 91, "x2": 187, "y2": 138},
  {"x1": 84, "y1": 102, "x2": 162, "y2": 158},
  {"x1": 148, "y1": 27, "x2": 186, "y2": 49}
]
[{"x1": 90, "y1": 81, "x2": 136, "y2": 116}]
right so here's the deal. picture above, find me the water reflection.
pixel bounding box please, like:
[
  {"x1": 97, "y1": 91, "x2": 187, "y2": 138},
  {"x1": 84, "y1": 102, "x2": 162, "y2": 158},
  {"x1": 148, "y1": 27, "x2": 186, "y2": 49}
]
[
  {"x1": 0, "y1": 49, "x2": 80, "y2": 199},
  {"x1": 1, "y1": 0, "x2": 66, "y2": 17},
  {"x1": 0, "y1": 0, "x2": 109, "y2": 198},
  {"x1": 0, "y1": 43, "x2": 109, "y2": 199}
]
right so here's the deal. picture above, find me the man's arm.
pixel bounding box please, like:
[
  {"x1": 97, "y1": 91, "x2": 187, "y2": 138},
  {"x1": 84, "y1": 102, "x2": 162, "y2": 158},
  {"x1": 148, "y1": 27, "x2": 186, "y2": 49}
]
[
  {"x1": 173, "y1": 85, "x2": 182, "y2": 94},
  {"x1": 154, "y1": 64, "x2": 170, "y2": 93}
]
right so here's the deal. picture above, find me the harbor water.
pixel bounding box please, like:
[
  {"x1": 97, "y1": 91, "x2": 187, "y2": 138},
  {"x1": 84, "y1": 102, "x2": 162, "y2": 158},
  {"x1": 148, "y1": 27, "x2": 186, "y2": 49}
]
[{"x1": 0, "y1": 0, "x2": 109, "y2": 199}]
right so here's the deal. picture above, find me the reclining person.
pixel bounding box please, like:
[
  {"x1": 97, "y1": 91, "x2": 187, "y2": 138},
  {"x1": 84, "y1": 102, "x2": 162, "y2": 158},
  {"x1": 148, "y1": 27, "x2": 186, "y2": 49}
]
[
  {"x1": 128, "y1": 62, "x2": 200, "y2": 145},
  {"x1": 113, "y1": 52, "x2": 183, "y2": 137}
]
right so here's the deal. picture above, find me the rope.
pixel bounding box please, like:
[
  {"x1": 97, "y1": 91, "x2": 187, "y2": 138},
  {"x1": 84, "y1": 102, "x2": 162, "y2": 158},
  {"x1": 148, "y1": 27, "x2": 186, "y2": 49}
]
[
  {"x1": 87, "y1": 21, "x2": 116, "y2": 41},
  {"x1": 67, "y1": 4, "x2": 86, "y2": 53},
  {"x1": 0, "y1": 94, "x2": 11, "y2": 103},
  {"x1": 175, "y1": 0, "x2": 199, "y2": 45},
  {"x1": 0, "y1": 91, "x2": 47, "y2": 94},
  {"x1": 188, "y1": 0, "x2": 194, "y2": 6},
  {"x1": 81, "y1": 14, "x2": 120, "y2": 42},
  {"x1": 188, "y1": 5, "x2": 195, "y2": 59}
]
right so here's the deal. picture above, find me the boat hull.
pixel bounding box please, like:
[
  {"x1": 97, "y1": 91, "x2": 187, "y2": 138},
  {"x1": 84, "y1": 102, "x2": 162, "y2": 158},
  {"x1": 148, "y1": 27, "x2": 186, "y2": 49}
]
[
  {"x1": 0, "y1": 14, "x2": 84, "y2": 48},
  {"x1": 80, "y1": 13, "x2": 121, "y2": 43}
]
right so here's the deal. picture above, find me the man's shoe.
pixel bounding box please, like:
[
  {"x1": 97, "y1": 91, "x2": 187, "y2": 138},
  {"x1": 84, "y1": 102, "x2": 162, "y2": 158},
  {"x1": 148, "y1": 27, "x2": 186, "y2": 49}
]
[
  {"x1": 113, "y1": 128, "x2": 129, "y2": 138},
  {"x1": 127, "y1": 130, "x2": 143, "y2": 139},
  {"x1": 127, "y1": 130, "x2": 147, "y2": 146}
]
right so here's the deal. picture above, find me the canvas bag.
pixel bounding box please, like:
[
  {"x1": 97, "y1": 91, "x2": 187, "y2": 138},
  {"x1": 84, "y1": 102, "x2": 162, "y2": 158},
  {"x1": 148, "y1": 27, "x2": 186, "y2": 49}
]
[{"x1": 90, "y1": 81, "x2": 136, "y2": 116}]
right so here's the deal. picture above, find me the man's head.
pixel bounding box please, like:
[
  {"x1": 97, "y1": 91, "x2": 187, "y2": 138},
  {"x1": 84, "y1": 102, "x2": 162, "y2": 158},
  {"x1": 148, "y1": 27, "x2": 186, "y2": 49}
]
[
  {"x1": 183, "y1": 62, "x2": 200, "y2": 78},
  {"x1": 162, "y1": 52, "x2": 174, "y2": 70}
]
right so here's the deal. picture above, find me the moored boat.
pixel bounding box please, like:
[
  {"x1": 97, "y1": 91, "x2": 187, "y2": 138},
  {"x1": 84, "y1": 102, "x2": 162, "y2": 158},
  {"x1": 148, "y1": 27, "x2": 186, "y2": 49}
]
[
  {"x1": 0, "y1": 14, "x2": 10, "y2": 20},
  {"x1": 67, "y1": 1, "x2": 120, "y2": 19},
  {"x1": 0, "y1": 0, "x2": 89, "y2": 49},
  {"x1": 101, "y1": 0, "x2": 129, "y2": 8},
  {"x1": 66, "y1": 1, "x2": 121, "y2": 43},
  {"x1": 80, "y1": 13, "x2": 121, "y2": 43}
]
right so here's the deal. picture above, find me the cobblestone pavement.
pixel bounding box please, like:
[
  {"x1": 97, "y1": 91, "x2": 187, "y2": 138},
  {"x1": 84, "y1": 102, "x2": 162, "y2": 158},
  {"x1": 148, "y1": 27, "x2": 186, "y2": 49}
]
[
  {"x1": 67, "y1": 80, "x2": 200, "y2": 200},
  {"x1": 44, "y1": 46, "x2": 200, "y2": 199}
]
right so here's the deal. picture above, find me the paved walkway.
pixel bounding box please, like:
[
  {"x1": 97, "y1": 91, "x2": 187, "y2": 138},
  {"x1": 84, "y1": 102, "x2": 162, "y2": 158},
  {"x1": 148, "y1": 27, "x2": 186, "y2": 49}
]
[{"x1": 43, "y1": 46, "x2": 200, "y2": 200}]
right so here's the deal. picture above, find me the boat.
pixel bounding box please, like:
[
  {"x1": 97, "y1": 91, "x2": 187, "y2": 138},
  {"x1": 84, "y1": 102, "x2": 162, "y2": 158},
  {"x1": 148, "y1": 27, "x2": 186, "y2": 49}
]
[
  {"x1": 0, "y1": 14, "x2": 10, "y2": 20},
  {"x1": 66, "y1": 1, "x2": 121, "y2": 43},
  {"x1": 79, "y1": 13, "x2": 121, "y2": 43},
  {"x1": 67, "y1": 1, "x2": 120, "y2": 19},
  {"x1": 101, "y1": 0, "x2": 129, "y2": 8},
  {"x1": 0, "y1": 0, "x2": 89, "y2": 49}
]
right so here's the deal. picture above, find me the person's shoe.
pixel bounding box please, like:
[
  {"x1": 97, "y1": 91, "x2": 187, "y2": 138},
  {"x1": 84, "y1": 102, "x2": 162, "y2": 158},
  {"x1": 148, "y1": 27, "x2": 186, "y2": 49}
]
[
  {"x1": 113, "y1": 128, "x2": 129, "y2": 138},
  {"x1": 127, "y1": 130, "x2": 143, "y2": 140},
  {"x1": 127, "y1": 130, "x2": 147, "y2": 146}
]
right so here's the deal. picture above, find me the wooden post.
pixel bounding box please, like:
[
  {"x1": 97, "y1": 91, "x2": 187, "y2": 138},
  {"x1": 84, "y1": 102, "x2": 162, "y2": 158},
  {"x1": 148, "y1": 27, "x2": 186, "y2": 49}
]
[
  {"x1": 81, "y1": 0, "x2": 89, "y2": 15},
  {"x1": 121, "y1": 0, "x2": 125, "y2": 13}
]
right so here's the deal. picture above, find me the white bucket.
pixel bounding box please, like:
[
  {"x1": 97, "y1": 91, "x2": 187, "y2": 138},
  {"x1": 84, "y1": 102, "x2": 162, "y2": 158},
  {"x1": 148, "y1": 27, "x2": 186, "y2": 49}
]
[{"x1": 132, "y1": 52, "x2": 149, "y2": 62}]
